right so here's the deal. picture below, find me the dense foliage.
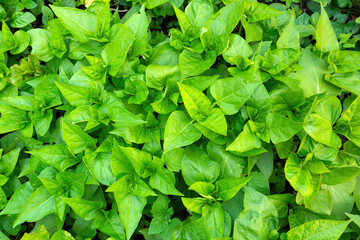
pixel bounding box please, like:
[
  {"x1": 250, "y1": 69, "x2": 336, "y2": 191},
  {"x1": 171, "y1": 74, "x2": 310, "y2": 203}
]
[{"x1": 1, "y1": 0, "x2": 360, "y2": 239}]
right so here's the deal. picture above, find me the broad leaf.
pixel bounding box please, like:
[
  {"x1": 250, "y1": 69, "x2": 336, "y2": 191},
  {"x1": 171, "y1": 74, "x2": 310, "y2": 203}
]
[
  {"x1": 163, "y1": 110, "x2": 202, "y2": 152},
  {"x1": 315, "y1": 5, "x2": 339, "y2": 52},
  {"x1": 234, "y1": 187, "x2": 278, "y2": 240},
  {"x1": 50, "y1": 5, "x2": 97, "y2": 42},
  {"x1": 281, "y1": 220, "x2": 350, "y2": 240}
]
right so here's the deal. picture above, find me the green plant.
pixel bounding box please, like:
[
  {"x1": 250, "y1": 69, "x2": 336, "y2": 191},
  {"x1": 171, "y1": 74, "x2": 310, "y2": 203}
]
[{"x1": 1, "y1": 0, "x2": 360, "y2": 239}]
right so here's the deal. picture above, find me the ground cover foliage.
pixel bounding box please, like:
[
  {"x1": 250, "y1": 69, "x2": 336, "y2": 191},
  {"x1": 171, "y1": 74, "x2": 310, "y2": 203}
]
[{"x1": 1, "y1": 0, "x2": 360, "y2": 239}]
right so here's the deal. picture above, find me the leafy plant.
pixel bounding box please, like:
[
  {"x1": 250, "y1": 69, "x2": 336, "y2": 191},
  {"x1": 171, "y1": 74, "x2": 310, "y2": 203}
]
[{"x1": 1, "y1": 0, "x2": 360, "y2": 239}]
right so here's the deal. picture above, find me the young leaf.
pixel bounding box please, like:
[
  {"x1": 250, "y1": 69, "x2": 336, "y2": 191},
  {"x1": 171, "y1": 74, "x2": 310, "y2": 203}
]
[
  {"x1": 92, "y1": 210, "x2": 125, "y2": 239},
  {"x1": 28, "y1": 144, "x2": 80, "y2": 171},
  {"x1": 149, "y1": 194, "x2": 173, "y2": 235},
  {"x1": 277, "y1": 17, "x2": 300, "y2": 50},
  {"x1": 1, "y1": 21, "x2": 16, "y2": 52},
  {"x1": 223, "y1": 34, "x2": 253, "y2": 65},
  {"x1": 94, "y1": 1, "x2": 111, "y2": 40},
  {"x1": 114, "y1": 192, "x2": 146, "y2": 240},
  {"x1": 124, "y1": 6, "x2": 149, "y2": 57},
  {"x1": 107, "y1": 106, "x2": 146, "y2": 128},
  {"x1": 57, "y1": 172, "x2": 86, "y2": 198},
  {"x1": 50, "y1": 20, "x2": 67, "y2": 59},
  {"x1": 315, "y1": 4, "x2": 339, "y2": 52},
  {"x1": 62, "y1": 197, "x2": 104, "y2": 220},
  {"x1": 173, "y1": 4, "x2": 195, "y2": 38},
  {"x1": 102, "y1": 39, "x2": 133, "y2": 76},
  {"x1": 206, "y1": 0, "x2": 244, "y2": 36},
  {"x1": 261, "y1": 48, "x2": 298, "y2": 75},
  {"x1": 303, "y1": 97, "x2": 342, "y2": 148},
  {"x1": 335, "y1": 96, "x2": 360, "y2": 147},
  {"x1": 32, "y1": 109, "x2": 53, "y2": 136},
  {"x1": 34, "y1": 76, "x2": 62, "y2": 108},
  {"x1": 0, "y1": 148, "x2": 20, "y2": 176},
  {"x1": 182, "y1": 197, "x2": 207, "y2": 214},
  {"x1": 117, "y1": 146, "x2": 153, "y2": 178},
  {"x1": 83, "y1": 151, "x2": 116, "y2": 186},
  {"x1": 246, "y1": 2, "x2": 282, "y2": 22},
  {"x1": 11, "y1": 30, "x2": 30, "y2": 55},
  {"x1": 215, "y1": 177, "x2": 251, "y2": 201},
  {"x1": 178, "y1": 83, "x2": 211, "y2": 119},
  {"x1": 227, "y1": 123, "x2": 262, "y2": 153},
  {"x1": 266, "y1": 113, "x2": 302, "y2": 144},
  {"x1": 62, "y1": 119, "x2": 97, "y2": 154},
  {"x1": 55, "y1": 82, "x2": 92, "y2": 107},
  {"x1": 163, "y1": 110, "x2": 202, "y2": 152},
  {"x1": 150, "y1": 168, "x2": 184, "y2": 196},
  {"x1": 210, "y1": 77, "x2": 259, "y2": 115},
  {"x1": 146, "y1": 64, "x2": 181, "y2": 90},
  {"x1": 189, "y1": 181, "x2": 215, "y2": 197},
  {"x1": 0, "y1": 106, "x2": 29, "y2": 134},
  {"x1": 106, "y1": 174, "x2": 157, "y2": 197}
]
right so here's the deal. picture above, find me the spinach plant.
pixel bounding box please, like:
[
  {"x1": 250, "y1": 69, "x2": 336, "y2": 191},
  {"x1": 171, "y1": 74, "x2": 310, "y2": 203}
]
[{"x1": 0, "y1": 0, "x2": 360, "y2": 239}]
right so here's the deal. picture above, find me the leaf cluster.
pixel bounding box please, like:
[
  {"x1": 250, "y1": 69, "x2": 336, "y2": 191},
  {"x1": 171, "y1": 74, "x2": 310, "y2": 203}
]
[{"x1": 1, "y1": 0, "x2": 360, "y2": 239}]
